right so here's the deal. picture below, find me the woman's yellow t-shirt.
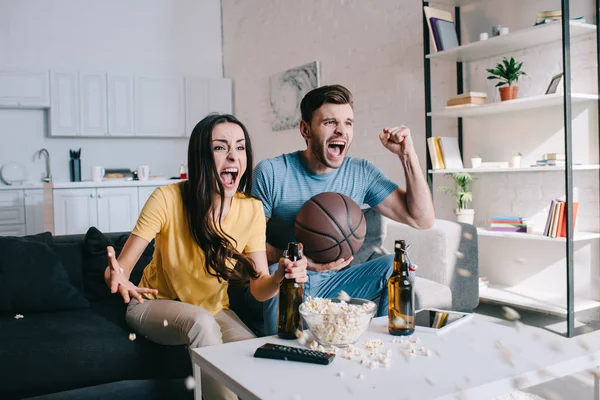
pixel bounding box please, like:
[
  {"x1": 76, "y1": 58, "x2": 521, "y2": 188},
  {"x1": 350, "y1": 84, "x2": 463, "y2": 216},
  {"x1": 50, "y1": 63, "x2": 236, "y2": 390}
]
[{"x1": 132, "y1": 182, "x2": 266, "y2": 315}]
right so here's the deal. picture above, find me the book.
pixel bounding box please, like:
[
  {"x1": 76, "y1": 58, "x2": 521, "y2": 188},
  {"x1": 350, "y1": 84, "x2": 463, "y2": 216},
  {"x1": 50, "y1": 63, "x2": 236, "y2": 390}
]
[
  {"x1": 545, "y1": 153, "x2": 566, "y2": 160},
  {"x1": 447, "y1": 96, "x2": 487, "y2": 107},
  {"x1": 490, "y1": 226, "x2": 527, "y2": 232},
  {"x1": 427, "y1": 137, "x2": 442, "y2": 170},
  {"x1": 423, "y1": 6, "x2": 454, "y2": 52},
  {"x1": 431, "y1": 17, "x2": 459, "y2": 51},
  {"x1": 434, "y1": 137, "x2": 445, "y2": 169},
  {"x1": 438, "y1": 137, "x2": 463, "y2": 169},
  {"x1": 449, "y1": 92, "x2": 488, "y2": 100},
  {"x1": 559, "y1": 202, "x2": 580, "y2": 237}
]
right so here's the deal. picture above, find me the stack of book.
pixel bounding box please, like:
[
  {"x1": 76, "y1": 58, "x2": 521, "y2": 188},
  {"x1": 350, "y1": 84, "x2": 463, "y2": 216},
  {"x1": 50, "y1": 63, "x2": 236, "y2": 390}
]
[
  {"x1": 543, "y1": 199, "x2": 579, "y2": 238},
  {"x1": 446, "y1": 92, "x2": 487, "y2": 108},
  {"x1": 535, "y1": 10, "x2": 562, "y2": 25},
  {"x1": 426, "y1": 136, "x2": 464, "y2": 170},
  {"x1": 479, "y1": 277, "x2": 489, "y2": 289},
  {"x1": 490, "y1": 216, "x2": 528, "y2": 232},
  {"x1": 535, "y1": 153, "x2": 566, "y2": 167}
]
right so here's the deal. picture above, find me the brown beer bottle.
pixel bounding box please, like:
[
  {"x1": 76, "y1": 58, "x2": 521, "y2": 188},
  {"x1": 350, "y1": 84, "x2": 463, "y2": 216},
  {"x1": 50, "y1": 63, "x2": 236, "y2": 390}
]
[
  {"x1": 277, "y1": 242, "x2": 304, "y2": 339},
  {"x1": 388, "y1": 239, "x2": 415, "y2": 336}
]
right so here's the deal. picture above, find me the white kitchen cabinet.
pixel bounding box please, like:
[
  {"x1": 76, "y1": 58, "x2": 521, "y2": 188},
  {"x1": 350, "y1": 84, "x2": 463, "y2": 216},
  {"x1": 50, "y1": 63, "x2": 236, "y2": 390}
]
[
  {"x1": 53, "y1": 188, "x2": 97, "y2": 235},
  {"x1": 208, "y1": 78, "x2": 233, "y2": 114},
  {"x1": 24, "y1": 189, "x2": 45, "y2": 235},
  {"x1": 107, "y1": 74, "x2": 135, "y2": 136},
  {"x1": 137, "y1": 186, "x2": 158, "y2": 213},
  {"x1": 0, "y1": 224, "x2": 26, "y2": 236},
  {"x1": 135, "y1": 76, "x2": 184, "y2": 137},
  {"x1": 0, "y1": 70, "x2": 50, "y2": 107},
  {"x1": 184, "y1": 78, "x2": 233, "y2": 136},
  {"x1": 50, "y1": 71, "x2": 80, "y2": 136},
  {"x1": 79, "y1": 72, "x2": 108, "y2": 136},
  {"x1": 96, "y1": 187, "x2": 138, "y2": 233}
]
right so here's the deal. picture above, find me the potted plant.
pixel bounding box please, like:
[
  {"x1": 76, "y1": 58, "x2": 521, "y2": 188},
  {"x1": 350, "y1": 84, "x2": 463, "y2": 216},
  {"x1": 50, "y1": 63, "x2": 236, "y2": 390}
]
[
  {"x1": 511, "y1": 152, "x2": 522, "y2": 168},
  {"x1": 486, "y1": 57, "x2": 527, "y2": 101},
  {"x1": 471, "y1": 155, "x2": 482, "y2": 169},
  {"x1": 437, "y1": 172, "x2": 476, "y2": 224}
]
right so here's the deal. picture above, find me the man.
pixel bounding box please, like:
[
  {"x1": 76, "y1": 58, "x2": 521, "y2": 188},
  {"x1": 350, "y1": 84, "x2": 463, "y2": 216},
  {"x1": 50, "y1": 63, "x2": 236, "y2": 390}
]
[{"x1": 252, "y1": 84, "x2": 434, "y2": 335}]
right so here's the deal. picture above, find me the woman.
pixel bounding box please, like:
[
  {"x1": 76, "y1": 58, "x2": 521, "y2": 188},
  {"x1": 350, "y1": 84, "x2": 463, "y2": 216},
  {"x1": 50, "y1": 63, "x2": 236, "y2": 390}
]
[{"x1": 104, "y1": 114, "x2": 307, "y2": 400}]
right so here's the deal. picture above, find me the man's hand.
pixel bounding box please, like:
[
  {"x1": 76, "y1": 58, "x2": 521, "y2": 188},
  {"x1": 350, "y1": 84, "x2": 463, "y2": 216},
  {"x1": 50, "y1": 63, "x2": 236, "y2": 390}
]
[
  {"x1": 305, "y1": 255, "x2": 354, "y2": 273},
  {"x1": 379, "y1": 126, "x2": 415, "y2": 156},
  {"x1": 105, "y1": 246, "x2": 158, "y2": 304}
]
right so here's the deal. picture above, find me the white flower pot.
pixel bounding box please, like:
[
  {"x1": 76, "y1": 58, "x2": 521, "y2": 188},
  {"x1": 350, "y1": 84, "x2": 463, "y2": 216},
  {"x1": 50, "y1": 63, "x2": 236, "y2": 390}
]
[
  {"x1": 455, "y1": 208, "x2": 475, "y2": 224},
  {"x1": 511, "y1": 155, "x2": 522, "y2": 168},
  {"x1": 471, "y1": 158, "x2": 482, "y2": 169}
]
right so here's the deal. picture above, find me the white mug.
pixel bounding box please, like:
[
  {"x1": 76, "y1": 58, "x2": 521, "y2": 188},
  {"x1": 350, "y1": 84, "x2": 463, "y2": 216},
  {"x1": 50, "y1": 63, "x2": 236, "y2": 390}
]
[
  {"x1": 91, "y1": 166, "x2": 105, "y2": 182},
  {"x1": 499, "y1": 26, "x2": 510, "y2": 36},
  {"x1": 137, "y1": 165, "x2": 150, "y2": 181},
  {"x1": 479, "y1": 32, "x2": 489, "y2": 41}
]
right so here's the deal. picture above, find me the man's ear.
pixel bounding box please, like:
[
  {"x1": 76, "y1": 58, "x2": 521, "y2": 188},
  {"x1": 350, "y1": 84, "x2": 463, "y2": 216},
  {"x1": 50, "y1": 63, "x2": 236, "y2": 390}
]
[{"x1": 300, "y1": 120, "x2": 310, "y2": 140}]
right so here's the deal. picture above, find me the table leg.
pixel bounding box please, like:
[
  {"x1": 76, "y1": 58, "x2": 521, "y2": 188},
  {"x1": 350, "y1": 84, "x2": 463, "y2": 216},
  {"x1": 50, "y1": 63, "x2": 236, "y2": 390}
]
[{"x1": 194, "y1": 363, "x2": 202, "y2": 400}]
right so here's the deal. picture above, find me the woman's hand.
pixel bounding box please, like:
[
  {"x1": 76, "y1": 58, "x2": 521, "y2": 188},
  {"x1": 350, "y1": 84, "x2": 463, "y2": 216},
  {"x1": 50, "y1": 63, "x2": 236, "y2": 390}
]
[
  {"x1": 277, "y1": 244, "x2": 308, "y2": 283},
  {"x1": 105, "y1": 246, "x2": 158, "y2": 304}
]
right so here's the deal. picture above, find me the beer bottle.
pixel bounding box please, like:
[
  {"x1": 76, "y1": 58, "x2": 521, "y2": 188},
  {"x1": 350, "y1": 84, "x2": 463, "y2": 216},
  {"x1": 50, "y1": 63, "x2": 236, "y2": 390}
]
[
  {"x1": 277, "y1": 242, "x2": 304, "y2": 339},
  {"x1": 388, "y1": 239, "x2": 415, "y2": 336}
]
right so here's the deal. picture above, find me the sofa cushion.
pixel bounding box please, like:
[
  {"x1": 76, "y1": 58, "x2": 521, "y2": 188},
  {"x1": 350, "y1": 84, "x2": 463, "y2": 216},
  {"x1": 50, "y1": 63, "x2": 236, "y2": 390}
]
[
  {"x1": 52, "y1": 242, "x2": 84, "y2": 292},
  {"x1": 0, "y1": 299, "x2": 190, "y2": 399},
  {"x1": 82, "y1": 227, "x2": 155, "y2": 301},
  {"x1": 0, "y1": 237, "x2": 90, "y2": 314}
]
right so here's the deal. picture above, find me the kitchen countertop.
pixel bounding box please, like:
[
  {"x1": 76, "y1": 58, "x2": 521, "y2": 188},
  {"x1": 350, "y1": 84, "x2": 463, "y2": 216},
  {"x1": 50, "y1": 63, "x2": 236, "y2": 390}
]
[{"x1": 0, "y1": 179, "x2": 183, "y2": 190}]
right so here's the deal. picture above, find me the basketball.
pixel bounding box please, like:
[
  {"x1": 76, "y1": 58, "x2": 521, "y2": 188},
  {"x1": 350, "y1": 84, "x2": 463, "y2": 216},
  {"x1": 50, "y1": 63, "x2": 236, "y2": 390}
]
[{"x1": 294, "y1": 192, "x2": 367, "y2": 264}]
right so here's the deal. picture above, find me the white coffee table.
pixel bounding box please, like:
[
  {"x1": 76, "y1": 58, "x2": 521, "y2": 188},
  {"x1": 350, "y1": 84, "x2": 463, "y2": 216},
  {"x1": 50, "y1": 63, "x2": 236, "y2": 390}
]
[{"x1": 191, "y1": 316, "x2": 600, "y2": 400}]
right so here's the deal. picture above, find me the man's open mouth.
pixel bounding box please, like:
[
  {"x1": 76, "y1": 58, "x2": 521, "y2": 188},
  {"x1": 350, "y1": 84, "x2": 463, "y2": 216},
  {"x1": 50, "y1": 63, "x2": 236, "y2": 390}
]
[
  {"x1": 219, "y1": 168, "x2": 239, "y2": 187},
  {"x1": 327, "y1": 140, "x2": 346, "y2": 158}
]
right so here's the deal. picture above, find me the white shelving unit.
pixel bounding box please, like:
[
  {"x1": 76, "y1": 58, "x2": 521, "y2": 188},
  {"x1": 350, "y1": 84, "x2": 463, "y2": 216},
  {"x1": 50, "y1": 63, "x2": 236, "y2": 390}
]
[
  {"x1": 479, "y1": 284, "x2": 600, "y2": 316},
  {"x1": 425, "y1": 0, "x2": 481, "y2": 6},
  {"x1": 427, "y1": 21, "x2": 596, "y2": 63},
  {"x1": 477, "y1": 228, "x2": 600, "y2": 242},
  {"x1": 429, "y1": 165, "x2": 600, "y2": 174},
  {"x1": 429, "y1": 93, "x2": 599, "y2": 118}
]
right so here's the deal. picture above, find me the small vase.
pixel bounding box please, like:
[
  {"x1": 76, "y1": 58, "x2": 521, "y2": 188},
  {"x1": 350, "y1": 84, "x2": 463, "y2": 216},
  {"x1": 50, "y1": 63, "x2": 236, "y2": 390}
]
[
  {"x1": 499, "y1": 86, "x2": 519, "y2": 101},
  {"x1": 455, "y1": 208, "x2": 475, "y2": 225},
  {"x1": 471, "y1": 158, "x2": 482, "y2": 169},
  {"x1": 511, "y1": 156, "x2": 522, "y2": 168}
]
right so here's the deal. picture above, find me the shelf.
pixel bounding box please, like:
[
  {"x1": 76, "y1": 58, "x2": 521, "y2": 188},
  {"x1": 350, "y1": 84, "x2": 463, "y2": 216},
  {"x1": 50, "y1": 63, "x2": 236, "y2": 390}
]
[
  {"x1": 479, "y1": 284, "x2": 600, "y2": 316},
  {"x1": 428, "y1": 93, "x2": 599, "y2": 118},
  {"x1": 427, "y1": 21, "x2": 596, "y2": 63},
  {"x1": 423, "y1": 0, "x2": 481, "y2": 5},
  {"x1": 477, "y1": 228, "x2": 600, "y2": 242},
  {"x1": 429, "y1": 165, "x2": 600, "y2": 174}
]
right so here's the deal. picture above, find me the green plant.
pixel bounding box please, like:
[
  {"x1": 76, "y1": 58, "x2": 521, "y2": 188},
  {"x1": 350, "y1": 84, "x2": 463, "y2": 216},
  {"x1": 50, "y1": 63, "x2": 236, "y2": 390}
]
[
  {"x1": 486, "y1": 57, "x2": 527, "y2": 87},
  {"x1": 513, "y1": 152, "x2": 522, "y2": 156},
  {"x1": 437, "y1": 172, "x2": 475, "y2": 210}
]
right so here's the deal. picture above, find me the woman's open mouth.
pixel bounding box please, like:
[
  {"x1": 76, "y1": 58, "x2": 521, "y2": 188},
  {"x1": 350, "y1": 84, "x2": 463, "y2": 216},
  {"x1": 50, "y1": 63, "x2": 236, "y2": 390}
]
[
  {"x1": 219, "y1": 167, "x2": 239, "y2": 188},
  {"x1": 327, "y1": 140, "x2": 347, "y2": 159}
]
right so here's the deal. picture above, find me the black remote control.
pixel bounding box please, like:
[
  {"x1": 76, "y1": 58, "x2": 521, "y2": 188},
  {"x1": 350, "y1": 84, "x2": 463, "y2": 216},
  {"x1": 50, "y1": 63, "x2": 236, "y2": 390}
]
[{"x1": 254, "y1": 343, "x2": 335, "y2": 365}]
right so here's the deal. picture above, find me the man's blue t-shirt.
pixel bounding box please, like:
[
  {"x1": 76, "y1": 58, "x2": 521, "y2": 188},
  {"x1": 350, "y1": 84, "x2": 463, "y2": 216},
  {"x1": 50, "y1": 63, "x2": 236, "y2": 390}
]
[{"x1": 252, "y1": 151, "x2": 398, "y2": 250}]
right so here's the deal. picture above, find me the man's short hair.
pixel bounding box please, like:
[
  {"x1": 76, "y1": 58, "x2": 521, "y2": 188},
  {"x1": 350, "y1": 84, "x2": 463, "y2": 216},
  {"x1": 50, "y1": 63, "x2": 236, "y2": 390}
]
[{"x1": 300, "y1": 84, "x2": 354, "y2": 124}]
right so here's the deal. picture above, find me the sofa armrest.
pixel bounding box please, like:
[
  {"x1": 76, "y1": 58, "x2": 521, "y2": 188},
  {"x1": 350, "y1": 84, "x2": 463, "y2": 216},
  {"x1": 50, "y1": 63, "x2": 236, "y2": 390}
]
[{"x1": 382, "y1": 218, "x2": 479, "y2": 312}]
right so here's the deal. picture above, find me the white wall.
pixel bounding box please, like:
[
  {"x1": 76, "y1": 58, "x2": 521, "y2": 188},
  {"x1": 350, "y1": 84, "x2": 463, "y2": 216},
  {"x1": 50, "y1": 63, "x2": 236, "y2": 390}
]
[
  {"x1": 0, "y1": 0, "x2": 223, "y2": 183},
  {"x1": 221, "y1": 0, "x2": 456, "y2": 187}
]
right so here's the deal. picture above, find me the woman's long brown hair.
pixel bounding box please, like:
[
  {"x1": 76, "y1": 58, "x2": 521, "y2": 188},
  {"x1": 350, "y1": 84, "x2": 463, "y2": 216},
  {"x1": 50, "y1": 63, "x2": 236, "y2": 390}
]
[{"x1": 180, "y1": 114, "x2": 259, "y2": 283}]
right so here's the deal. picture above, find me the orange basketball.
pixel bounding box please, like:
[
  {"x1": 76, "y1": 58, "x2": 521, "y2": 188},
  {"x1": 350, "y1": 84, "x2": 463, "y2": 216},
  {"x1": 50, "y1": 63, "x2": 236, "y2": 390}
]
[{"x1": 294, "y1": 192, "x2": 367, "y2": 264}]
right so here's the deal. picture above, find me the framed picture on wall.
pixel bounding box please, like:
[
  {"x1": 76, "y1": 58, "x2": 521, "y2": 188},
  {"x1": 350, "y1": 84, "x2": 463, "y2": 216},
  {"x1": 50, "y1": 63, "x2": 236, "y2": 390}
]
[{"x1": 545, "y1": 73, "x2": 564, "y2": 94}]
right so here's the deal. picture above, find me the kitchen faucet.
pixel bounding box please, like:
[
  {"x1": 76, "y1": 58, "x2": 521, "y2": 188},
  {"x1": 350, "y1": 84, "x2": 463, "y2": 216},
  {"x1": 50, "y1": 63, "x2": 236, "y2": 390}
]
[{"x1": 34, "y1": 148, "x2": 52, "y2": 183}]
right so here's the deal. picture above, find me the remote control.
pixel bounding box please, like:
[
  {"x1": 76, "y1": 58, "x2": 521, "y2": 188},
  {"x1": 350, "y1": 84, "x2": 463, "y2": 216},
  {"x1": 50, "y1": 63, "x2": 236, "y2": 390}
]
[{"x1": 254, "y1": 343, "x2": 335, "y2": 365}]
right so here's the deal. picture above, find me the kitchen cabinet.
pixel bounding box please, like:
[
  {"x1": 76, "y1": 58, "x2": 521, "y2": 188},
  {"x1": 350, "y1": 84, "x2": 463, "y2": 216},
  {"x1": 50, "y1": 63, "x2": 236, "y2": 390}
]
[
  {"x1": 50, "y1": 71, "x2": 80, "y2": 136},
  {"x1": 107, "y1": 74, "x2": 135, "y2": 136},
  {"x1": 53, "y1": 188, "x2": 97, "y2": 235},
  {"x1": 79, "y1": 72, "x2": 108, "y2": 136},
  {"x1": 24, "y1": 189, "x2": 45, "y2": 235},
  {"x1": 54, "y1": 187, "x2": 138, "y2": 235},
  {"x1": 0, "y1": 189, "x2": 44, "y2": 236},
  {"x1": 0, "y1": 70, "x2": 50, "y2": 107},
  {"x1": 184, "y1": 78, "x2": 233, "y2": 136},
  {"x1": 135, "y1": 76, "x2": 185, "y2": 137},
  {"x1": 96, "y1": 187, "x2": 138, "y2": 233}
]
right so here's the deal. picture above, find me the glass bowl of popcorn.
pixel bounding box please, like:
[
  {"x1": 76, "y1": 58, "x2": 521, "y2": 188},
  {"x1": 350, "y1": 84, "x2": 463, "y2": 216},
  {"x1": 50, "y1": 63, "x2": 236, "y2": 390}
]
[{"x1": 299, "y1": 297, "x2": 377, "y2": 347}]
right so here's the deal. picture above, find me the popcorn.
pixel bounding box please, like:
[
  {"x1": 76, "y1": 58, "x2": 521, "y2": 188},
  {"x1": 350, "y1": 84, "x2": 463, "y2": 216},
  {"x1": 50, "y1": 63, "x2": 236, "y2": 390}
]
[
  {"x1": 310, "y1": 341, "x2": 319, "y2": 350},
  {"x1": 338, "y1": 290, "x2": 351, "y2": 302},
  {"x1": 502, "y1": 306, "x2": 521, "y2": 321},
  {"x1": 14, "y1": 314, "x2": 24, "y2": 319},
  {"x1": 357, "y1": 374, "x2": 365, "y2": 380},
  {"x1": 185, "y1": 376, "x2": 196, "y2": 390},
  {"x1": 128, "y1": 333, "x2": 136, "y2": 341},
  {"x1": 317, "y1": 345, "x2": 326, "y2": 353},
  {"x1": 300, "y1": 297, "x2": 375, "y2": 345},
  {"x1": 337, "y1": 371, "x2": 344, "y2": 378},
  {"x1": 163, "y1": 319, "x2": 169, "y2": 327},
  {"x1": 329, "y1": 346, "x2": 339, "y2": 354}
]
